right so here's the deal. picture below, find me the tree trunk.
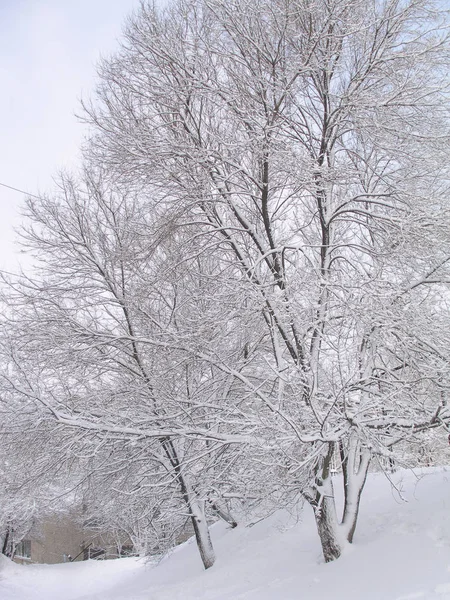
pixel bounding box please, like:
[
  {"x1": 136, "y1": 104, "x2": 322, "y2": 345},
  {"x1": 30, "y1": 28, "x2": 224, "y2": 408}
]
[
  {"x1": 314, "y1": 494, "x2": 343, "y2": 562},
  {"x1": 340, "y1": 437, "x2": 371, "y2": 544},
  {"x1": 161, "y1": 438, "x2": 215, "y2": 569},
  {"x1": 308, "y1": 443, "x2": 344, "y2": 562},
  {"x1": 190, "y1": 499, "x2": 216, "y2": 570},
  {"x1": 308, "y1": 440, "x2": 371, "y2": 562},
  {"x1": 210, "y1": 501, "x2": 238, "y2": 528},
  {"x1": 1, "y1": 525, "x2": 13, "y2": 557}
]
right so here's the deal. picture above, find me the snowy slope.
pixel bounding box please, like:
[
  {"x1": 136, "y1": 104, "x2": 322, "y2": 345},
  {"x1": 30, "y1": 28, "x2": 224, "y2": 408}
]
[{"x1": 1, "y1": 467, "x2": 450, "y2": 600}]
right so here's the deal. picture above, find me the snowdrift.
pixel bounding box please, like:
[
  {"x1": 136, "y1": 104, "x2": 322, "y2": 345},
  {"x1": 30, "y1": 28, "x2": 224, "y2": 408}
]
[{"x1": 1, "y1": 467, "x2": 450, "y2": 600}]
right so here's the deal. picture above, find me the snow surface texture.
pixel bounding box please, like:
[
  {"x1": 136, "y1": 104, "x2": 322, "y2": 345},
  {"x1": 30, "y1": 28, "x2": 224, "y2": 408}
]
[{"x1": 1, "y1": 467, "x2": 450, "y2": 600}]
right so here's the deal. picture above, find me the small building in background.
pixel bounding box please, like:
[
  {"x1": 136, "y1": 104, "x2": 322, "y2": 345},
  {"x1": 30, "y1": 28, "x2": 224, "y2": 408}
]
[{"x1": 13, "y1": 507, "x2": 134, "y2": 565}]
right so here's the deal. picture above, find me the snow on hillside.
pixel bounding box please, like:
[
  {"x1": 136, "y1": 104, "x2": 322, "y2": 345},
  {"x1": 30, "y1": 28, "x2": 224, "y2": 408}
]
[{"x1": 1, "y1": 467, "x2": 450, "y2": 600}]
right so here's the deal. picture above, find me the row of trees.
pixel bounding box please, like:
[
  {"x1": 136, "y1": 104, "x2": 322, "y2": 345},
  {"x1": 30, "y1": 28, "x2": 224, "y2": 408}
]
[{"x1": 1, "y1": 0, "x2": 450, "y2": 569}]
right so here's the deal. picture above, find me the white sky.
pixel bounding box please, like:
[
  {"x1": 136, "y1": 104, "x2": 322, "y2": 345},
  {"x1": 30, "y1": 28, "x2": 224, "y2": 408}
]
[{"x1": 0, "y1": 0, "x2": 146, "y2": 271}]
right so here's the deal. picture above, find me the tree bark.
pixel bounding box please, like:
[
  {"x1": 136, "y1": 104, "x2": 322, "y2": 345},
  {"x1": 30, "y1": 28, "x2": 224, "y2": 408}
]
[
  {"x1": 162, "y1": 438, "x2": 215, "y2": 569},
  {"x1": 308, "y1": 440, "x2": 371, "y2": 561},
  {"x1": 307, "y1": 443, "x2": 344, "y2": 562},
  {"x1": 210, "y1": 501, "x2": 238, "y2": 528},
  {"x1": 190, "y1": 499, "x2": 216, "y2": 570},
  {"x1": 1, "y1": 525, "x2": 13, "y2": 558},
  {"x1": 314, "y1": 494, "x2": 343, "y2": 562},
  {"x1": 341, "y1": 445, "x2": 371, "y2": 544}
]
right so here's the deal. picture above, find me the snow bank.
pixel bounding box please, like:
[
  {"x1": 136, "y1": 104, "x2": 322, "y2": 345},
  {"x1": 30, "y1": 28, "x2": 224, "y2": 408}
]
[{"x1": 1, "y1": 467, "x2": 450, "y2": 600}]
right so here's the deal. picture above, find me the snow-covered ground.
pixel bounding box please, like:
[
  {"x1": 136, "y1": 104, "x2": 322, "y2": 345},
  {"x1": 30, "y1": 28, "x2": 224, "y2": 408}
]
[{"x1": 2, "y1": 467, "x2": 450, "y2": 600}]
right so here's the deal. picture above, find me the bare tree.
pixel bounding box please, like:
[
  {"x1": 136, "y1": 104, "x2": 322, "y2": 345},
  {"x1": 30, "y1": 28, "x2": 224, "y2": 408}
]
[
  {"x1": 0, "y1": 403, "x2": 62, "y2": 560},
  {"x1": 82, "y1": 0, "x2": 450, "y2": 561},
  {"x1": 0, "y1": 170, "x2": 257, "y2": 569}
]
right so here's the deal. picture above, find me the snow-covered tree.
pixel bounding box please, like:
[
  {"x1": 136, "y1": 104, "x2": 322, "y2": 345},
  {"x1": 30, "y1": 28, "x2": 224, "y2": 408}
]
[
  {"x1": 82, "y1": 0, "x2": 450, "y2": 561},
  {"x1": 0, "y1": 409, "x2": 52, "y2": 559},
  {"x1": 0, "y1": 169, "x2": 257, "y2": 569}
]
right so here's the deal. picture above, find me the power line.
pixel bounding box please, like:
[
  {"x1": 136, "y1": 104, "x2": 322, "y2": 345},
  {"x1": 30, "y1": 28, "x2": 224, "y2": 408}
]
[{"x1": 0, "y1": 181, "x2": 41, "y2": 200}]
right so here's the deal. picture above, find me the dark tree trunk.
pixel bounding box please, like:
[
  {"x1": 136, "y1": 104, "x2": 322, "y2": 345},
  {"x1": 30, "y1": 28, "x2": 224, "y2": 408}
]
[
  {"x1": 314, "y1": 495, "x2": 343, "y2": 562},
  {"x1": 307, "y1": 439, "x2": 371, "y2": 562},
  {"x1": 210, "y1": 502, "x2": 238, "y2": 528},
  {"x1": 2, "y1": 526, "x2": 13, "y2": 557},
  {"x1": 307, "y1": 443, "x2": 343, "y2": 562}
]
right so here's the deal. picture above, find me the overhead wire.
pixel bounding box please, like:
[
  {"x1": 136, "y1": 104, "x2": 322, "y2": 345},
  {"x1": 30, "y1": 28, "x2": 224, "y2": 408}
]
[{"x1": 0, "y1": 181, "x2": 41, "y2": 200}]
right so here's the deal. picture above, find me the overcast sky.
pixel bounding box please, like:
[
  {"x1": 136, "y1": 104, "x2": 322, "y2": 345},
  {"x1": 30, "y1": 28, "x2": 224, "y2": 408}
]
[{"x1": 0, "y1": 0, "x2": 147, "y2": 271}]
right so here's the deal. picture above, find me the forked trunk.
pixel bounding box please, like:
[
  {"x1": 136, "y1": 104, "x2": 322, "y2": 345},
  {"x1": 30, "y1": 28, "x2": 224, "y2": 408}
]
[{"x1": 307, "y1": 439, "x2": 371, "y2": 562}]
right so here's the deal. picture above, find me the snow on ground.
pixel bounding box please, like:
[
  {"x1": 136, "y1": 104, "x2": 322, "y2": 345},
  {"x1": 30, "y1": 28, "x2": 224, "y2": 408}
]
[{"x1": 2, "y1": 467, "x2": 450, "y2": 600}]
